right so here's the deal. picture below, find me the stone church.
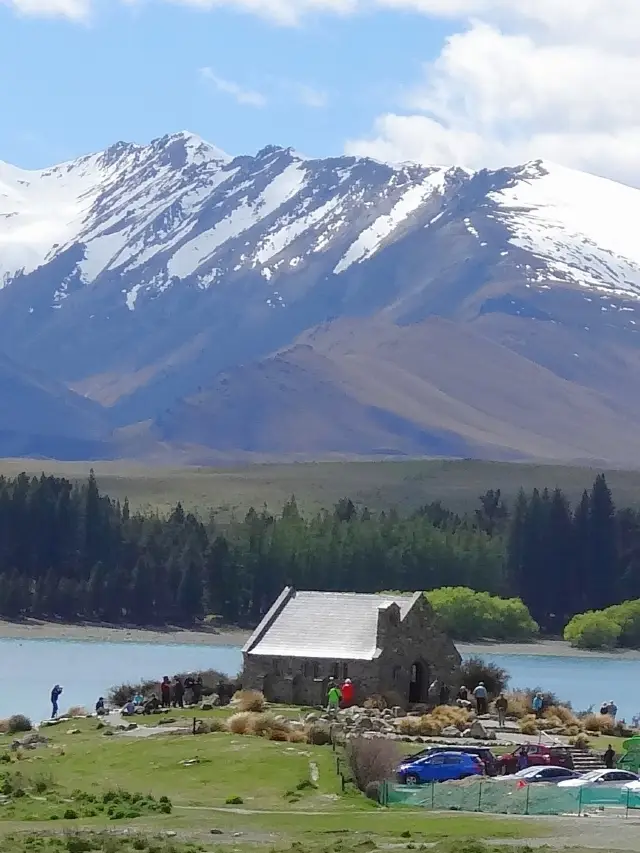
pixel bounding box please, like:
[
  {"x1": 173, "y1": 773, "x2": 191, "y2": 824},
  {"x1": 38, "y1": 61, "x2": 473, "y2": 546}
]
[{"x1": 241, "y1": 587, "x2": 461, "y2": 706}]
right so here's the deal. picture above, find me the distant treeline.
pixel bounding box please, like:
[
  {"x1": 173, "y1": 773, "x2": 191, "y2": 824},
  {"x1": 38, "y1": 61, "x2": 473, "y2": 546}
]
[{"x1": 0, "y1": 470, "x2": 638, "y2": 634}]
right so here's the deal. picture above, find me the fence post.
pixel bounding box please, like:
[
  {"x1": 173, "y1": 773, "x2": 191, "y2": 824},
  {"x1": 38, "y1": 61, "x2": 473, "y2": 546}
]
[
  {"x1": 431, "y1": 782, "x2": 435, "y2": 810},
  {"x1": 627, "y1": 787, "x2": 631, "y2": 820},
  {"x1": 525, "y1": 782, "x2": 531, "y2": 816},
  {"x1": 477, "y1": 780, "x2": 483, "y2": 812},
  {"x1": 578, "y1": 785, "x2": 583, "y2": 817}
]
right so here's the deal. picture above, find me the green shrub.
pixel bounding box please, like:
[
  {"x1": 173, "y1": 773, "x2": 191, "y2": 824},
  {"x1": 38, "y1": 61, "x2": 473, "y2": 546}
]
[
  {"x1": 225, "y1": 795, "x2": 243, "y2": 805},
  {"x1": 63, "y1": 808, "x2": 79, "y2": 820},
  {"x1": 7, "y1": 714, "x2": 32, "y2": 734},
  {"x1": 604, "y1": 600, "x2": 640, "y2": 648},
  {"x1": 427, "y1": 587, "x2": 538, "y2": 642},
  {"x1": 564, "y1": 611, "x2": 621, "y2": 649},
  {"x1": 459, "y1": 657, "x2": 509, "y2": 696}
]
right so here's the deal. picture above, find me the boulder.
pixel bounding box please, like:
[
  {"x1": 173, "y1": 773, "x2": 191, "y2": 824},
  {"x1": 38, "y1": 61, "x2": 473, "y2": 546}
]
[
  {"x1": 467, "y1": 720, "x2": 489, "y2": 739},
  {"x1": 441, "y1": 726, "x2": 462, "y2": 738}
]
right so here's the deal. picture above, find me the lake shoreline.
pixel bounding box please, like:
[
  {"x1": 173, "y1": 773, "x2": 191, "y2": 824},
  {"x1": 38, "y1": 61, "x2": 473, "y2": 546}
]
[
  {"x1": 0, "y1": 619, "x2": 250, "y2": 647},
  {"x1": 1, "y1": 620, "x2": 640, "y2": 659}
]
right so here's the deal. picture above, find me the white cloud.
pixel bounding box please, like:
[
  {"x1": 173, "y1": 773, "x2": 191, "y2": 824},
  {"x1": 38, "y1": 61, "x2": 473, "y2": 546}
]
[
  {"x1": 200, "y1": 67, "x2": 267, "y2": 107},
  {"x1": 2, "y1": 0, "x2": 90, "y2": 17},
  {"x1": 293, "y1": 84, "x2": 328, "y2": 109},
  {"x1": 346, "y1": 0, "x2": 640, "y2": 186},
  {"x1": 166, "y1": 0, "x2": 355, "y2": 26}
]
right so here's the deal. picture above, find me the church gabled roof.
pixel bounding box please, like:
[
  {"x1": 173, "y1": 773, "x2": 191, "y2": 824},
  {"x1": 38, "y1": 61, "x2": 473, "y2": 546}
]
[{"x1": 242, "y1": 587, "x2": 421, "y2": 661}]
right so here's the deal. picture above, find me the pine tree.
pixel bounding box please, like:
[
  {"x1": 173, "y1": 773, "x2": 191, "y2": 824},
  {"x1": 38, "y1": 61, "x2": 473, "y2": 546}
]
[{"x1": 588, "y1": 474, "x2": 618, "y2": 609}]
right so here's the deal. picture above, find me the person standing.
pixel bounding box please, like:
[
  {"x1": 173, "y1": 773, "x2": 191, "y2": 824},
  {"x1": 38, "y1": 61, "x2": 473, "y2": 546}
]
[
  {"x1": 473, "y1": 682, "x2": 488, "y2": 715},
  {"x1": 341, "y1": 678, "x2": 354, "y2": 708},
  {"x1": 532, "y1": 693, "x2": 544, "y2": 719},
  {"x1": 604, "y1": 744, "x2": 616, "y2": 769},
  {"x1": 495, "y1": 693, "x2": 508, "y2": 728},
  {"x1": 50, "y1": 685, "x2": 63, "y2": 719},
  {"x1": 172, "y1": 677, "x2": 184, "y2": 709},
  {"x1": 193, "y1": 674, "x2": 203, "y2": 705},
  {"x1": 160, "y1": 676, "x2": 171, "y2": 708},
  {"x1": 184, "y1": 674, "x2": 195, "y2": 706},
  {"x1": 327, "y1": 682, "x2": 341, "y2": 712}
]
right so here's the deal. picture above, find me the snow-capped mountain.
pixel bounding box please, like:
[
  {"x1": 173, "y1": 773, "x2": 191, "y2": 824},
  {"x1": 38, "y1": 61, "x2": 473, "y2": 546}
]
[{"x1": 3, "y1": 132, "x2": 640, "y2": 463}]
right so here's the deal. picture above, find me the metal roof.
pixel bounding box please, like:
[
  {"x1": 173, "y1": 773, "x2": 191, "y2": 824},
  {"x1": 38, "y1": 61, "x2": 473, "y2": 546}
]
[{"x1": 243, "y1": 588, "x2": 420, "y2": 661}]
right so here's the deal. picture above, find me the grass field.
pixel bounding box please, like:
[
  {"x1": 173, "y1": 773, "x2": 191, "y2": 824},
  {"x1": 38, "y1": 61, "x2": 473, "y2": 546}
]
[
  {"x1": 0, "y1": 713, "x2": 547, "y2": 853},
  {"x1": 1, "y1": 704, "x2": 636, "y2": 853},
  {"x1": 3, "y1": 457, "x2": 640, "y2": 519}
]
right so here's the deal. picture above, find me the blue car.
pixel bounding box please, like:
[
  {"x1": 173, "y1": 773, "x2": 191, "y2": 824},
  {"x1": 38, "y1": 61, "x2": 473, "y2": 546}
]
[{"x1": 397, "y1": 751, "x2": 485, "y2": 785}]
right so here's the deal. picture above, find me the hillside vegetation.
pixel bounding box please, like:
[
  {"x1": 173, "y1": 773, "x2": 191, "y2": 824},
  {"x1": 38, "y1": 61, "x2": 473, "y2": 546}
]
[{"x1": 3, "y1": 457, "x2": 640, "y2": 519}]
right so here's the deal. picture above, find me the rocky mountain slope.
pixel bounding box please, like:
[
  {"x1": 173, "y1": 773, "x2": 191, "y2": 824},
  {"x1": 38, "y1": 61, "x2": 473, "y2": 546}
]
[{"x1": 2, "y1": 132, "x2": 640, "y2": 462}]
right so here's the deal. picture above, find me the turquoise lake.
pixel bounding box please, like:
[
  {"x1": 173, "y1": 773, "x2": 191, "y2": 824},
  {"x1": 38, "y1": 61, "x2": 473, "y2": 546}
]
[{"x1": 0, "y1": 639, "x2": 635, "y2": 723}]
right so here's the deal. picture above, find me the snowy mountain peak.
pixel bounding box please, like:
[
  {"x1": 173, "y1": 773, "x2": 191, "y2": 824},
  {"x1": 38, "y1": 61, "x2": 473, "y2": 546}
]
[{"x1": 3, "y1": 133, "x2": 640, "y2": 323}]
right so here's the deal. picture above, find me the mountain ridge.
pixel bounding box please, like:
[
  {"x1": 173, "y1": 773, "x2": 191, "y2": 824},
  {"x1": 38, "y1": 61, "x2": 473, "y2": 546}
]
[{"x1": 2, "y1": 133, "x2": 640, "y2": 463}]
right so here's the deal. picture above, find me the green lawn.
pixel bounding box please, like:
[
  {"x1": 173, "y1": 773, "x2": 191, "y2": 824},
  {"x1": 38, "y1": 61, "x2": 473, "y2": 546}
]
[
  {"x1": 0, "y1": 717, "x2": 548, "y2": 851},
  {"x1": 2, "y1": 457, "x2": 640, "y2": 519}
]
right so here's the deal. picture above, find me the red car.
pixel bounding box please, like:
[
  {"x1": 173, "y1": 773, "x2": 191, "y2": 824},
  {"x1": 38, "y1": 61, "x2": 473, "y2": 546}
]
[{"x1": 497, "y1": 744, "x2": 572, "y2": 774}]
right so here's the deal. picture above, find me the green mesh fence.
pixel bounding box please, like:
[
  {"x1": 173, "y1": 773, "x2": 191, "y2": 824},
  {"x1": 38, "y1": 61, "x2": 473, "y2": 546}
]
[{"x1": 382, "y1": 778, "x2": 640, "y2": 816}]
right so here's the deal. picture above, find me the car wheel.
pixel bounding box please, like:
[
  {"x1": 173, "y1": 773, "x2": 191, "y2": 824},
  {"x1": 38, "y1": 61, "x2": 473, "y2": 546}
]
[{"x1": 405, "y1": 775, "x2": 420, "y2": 786}]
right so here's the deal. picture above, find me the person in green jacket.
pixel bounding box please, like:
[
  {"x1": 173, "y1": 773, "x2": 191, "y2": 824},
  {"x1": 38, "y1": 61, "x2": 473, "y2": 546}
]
[{"x1": 327, "y1": 682, "x2": 342, "y2": 712}]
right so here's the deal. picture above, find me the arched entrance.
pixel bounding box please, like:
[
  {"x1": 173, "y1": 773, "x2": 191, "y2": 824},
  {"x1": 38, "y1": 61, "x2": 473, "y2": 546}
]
[{"x1": 408, "y1": 661, "x2": 427, "y2": 704}]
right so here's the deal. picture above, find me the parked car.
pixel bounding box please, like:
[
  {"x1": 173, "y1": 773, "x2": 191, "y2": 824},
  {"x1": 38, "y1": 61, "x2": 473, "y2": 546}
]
[
  {"x1": 496, "y1": 744, "x2": 573, "y2": 773},
  {"x1": 405, "y1": 745, "x2": 499, "y2": 776},
  {"x1": 497, "y1": 765, "x2": 580, "y2": 784},
  {"x1": 557, "y1": 769, "x2": 640, "y2": 788},
  {"x1": 397, "y1": 751, "x2": 485, "y2": 785}
]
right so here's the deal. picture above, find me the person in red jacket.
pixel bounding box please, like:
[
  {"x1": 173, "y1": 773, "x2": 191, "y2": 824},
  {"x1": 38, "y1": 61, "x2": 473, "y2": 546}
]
[{"x1": 341, "y1": 678, "x2": 354, "y2": 707}]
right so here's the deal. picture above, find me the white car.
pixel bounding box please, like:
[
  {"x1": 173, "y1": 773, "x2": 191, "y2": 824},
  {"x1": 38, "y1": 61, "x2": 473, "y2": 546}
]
[{"x1": 557, "y1": 769, "x2": 639, "y2": 788}]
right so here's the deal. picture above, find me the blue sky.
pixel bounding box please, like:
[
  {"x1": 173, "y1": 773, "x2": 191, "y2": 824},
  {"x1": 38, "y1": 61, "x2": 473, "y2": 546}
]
[
  {"x1": 1, "y1": 1, "x2": 639, "y2": 187},
  {"x1": 0, "y1": 2, "x2": 450, "y2": 168}
]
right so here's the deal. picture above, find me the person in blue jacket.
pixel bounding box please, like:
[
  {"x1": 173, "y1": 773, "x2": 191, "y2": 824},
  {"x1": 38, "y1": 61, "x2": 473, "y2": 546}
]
[{"x1": 50, "y1": 684, "x2": 63, "y2": 719}]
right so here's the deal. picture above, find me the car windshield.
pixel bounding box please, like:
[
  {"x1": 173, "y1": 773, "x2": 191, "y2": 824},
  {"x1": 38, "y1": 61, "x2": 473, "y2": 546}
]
[{"x1": 514, "y1": 767, "x2": 542, "y2": 777}]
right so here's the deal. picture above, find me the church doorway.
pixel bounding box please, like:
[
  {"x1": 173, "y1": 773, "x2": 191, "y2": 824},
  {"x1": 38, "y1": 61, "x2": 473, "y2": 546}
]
[{"x1": 408, "y1": 661, "x2": 427, "y2": 704}]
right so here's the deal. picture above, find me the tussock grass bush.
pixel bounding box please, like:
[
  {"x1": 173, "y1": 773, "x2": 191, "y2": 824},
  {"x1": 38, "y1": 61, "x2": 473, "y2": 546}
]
[
  {"x1": 226, "y1": 712, "x2": 253, "y2": 735},
  {"x1": 7, "y1": 714, "x2": 32, "y2": 734},
  {"x1": 570, "y1": 733, "x2": 591, "y2": 749},
  {"x1": 194, "y1": 718, "x2": 226, "y2": 734},
  {"x1": 0, "y1": 719, "x2": 8, "y2": 734},
  {"x1": 582, "y1": 713, "x2": 617, "y2": 735},
  {"x1": 542, "y1": 715, "x2": 565, "y2": 730},
  {"x1": 396, "y1": 716, "x2": 424, "y2": 736},
  {"x1": 269, "y1": 729, "x2": 289, "y2": 742},
  {"x1": 287, "y1": 730, "x2": 308, "y2": 743},
  {"x1": 249, "y1": 712, "x2": 291, "y2": 739},
  {"x1": 233, "y1": 690, "x2": 266, "y2": 712},
  {"x1": 519, "y1": 716, "x2": 539, "y2": 735},
  {"x1": 548, "y1": 704, "x2": 579, "y2": 726},
  {"x1": 346, "y1": 737, "x2": 399, "y2": 792},
  {"x1": 65, "y1": 707, "x2": 88, "y2": 718},
  {"x1": 431, "y1": 705, "x2": 471, "y2": 730},
  {"x1": 363, "y1": 695, "x2": 387, "y2": 710},
  {"x1": 396, "y1": 715, "x2": 444, "y2": 736},
  {"x1": 418, "y1": 715, "x2": 443, "y2": 736}
]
